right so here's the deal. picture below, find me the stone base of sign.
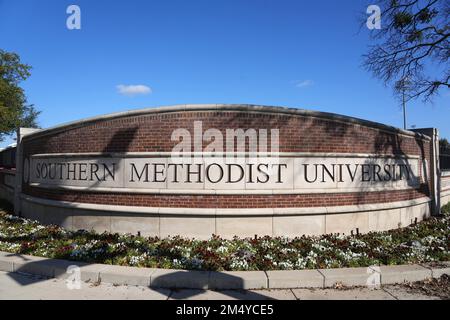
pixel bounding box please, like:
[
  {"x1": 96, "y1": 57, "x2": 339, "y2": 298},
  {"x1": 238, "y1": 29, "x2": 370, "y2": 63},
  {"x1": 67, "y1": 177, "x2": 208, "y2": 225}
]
[
  {"x1": 19, "y1": 194, "x2": 431, "y2": 239},
  {"x1": 0, "y1": 251, "x2": 447, "y2": 290}
]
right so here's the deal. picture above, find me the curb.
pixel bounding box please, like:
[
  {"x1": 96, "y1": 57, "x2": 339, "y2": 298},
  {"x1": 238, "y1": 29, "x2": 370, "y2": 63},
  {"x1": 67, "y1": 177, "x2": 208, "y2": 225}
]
[{"x1": 0, "y1": 251, "x2": 448, "y2": 290}]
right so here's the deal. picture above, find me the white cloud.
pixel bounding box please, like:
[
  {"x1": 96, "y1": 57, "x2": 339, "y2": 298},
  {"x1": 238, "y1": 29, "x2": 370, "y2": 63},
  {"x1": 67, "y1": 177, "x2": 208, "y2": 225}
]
[
  {"x1": 116, "y1": 84, "x2": 152, "y2": 96},
  {"x1": 295, "y1": 80, "x2": 314, "y2": 88}
]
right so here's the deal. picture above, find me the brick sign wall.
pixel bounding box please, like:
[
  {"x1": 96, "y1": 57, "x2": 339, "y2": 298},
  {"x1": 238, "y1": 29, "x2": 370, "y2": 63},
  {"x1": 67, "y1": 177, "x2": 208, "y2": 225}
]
[
  {"x1": 21, "y1": 105, "x2": 432, "y2": 208},
  {"x1": 14, "y1": 105, "x2": 435, "y2": 238}
]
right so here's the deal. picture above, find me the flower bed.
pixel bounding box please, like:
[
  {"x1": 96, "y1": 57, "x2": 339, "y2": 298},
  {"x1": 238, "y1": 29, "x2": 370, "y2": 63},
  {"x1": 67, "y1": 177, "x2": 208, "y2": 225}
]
[{"x1": 0, "y1": 200, "x2": 449, "y2": 271}]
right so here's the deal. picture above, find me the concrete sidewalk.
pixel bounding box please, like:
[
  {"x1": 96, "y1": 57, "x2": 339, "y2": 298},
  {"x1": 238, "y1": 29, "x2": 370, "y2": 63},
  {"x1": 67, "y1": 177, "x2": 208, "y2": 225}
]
[{"x1": 0, "y1": 271, "x2": 444, "y2": 300}]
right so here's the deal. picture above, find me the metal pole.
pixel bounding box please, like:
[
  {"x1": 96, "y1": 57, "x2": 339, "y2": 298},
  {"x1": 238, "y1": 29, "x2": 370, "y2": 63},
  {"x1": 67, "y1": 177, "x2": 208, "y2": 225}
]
[{"x1": 402, "y1": 87, "x2": 407, "y2": 130}]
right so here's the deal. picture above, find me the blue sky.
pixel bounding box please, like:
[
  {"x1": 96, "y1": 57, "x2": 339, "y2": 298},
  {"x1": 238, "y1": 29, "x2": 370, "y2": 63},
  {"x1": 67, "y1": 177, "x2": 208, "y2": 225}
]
[{"x1": 0, "y1": 0, "x2": 448, "y2": 148}]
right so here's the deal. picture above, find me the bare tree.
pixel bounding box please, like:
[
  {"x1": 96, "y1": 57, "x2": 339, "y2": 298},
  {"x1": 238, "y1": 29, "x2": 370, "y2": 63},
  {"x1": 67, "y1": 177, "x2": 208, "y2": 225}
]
[{"x1": 363, "y1": 0, "x2": 449, "y2": 102}]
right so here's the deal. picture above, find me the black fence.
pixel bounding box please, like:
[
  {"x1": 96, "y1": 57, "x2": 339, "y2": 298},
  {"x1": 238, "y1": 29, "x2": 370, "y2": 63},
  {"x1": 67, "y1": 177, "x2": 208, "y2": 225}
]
[{"x1": 441, "y1": 146, "x2": 450, "y2": 172}]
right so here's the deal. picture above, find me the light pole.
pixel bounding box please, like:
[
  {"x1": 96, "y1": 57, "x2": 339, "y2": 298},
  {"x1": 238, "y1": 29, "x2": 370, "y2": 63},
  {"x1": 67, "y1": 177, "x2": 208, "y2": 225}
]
[
  {"x1": 402, "y1": 85, "x2": 407, "y2": 130},
  {"x1": 396, "y1": 77, "x2": 409, "y2": 130}
]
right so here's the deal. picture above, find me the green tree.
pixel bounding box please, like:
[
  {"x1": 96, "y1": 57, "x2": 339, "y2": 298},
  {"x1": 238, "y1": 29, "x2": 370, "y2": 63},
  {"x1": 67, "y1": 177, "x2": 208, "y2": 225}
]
[
  {"x1": 0, "y1": 49, "x2": 40, "y2": 142},
  {"x1": 363, "y1": 0, "x2": 449, "y2": 102}
]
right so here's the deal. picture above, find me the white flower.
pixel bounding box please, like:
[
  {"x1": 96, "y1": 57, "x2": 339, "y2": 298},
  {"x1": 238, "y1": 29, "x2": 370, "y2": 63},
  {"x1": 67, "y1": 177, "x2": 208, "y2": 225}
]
[
  {"x1": 129, "y1": 252, "x2": 148, "y2": 266},
  {"x1": 216, "y1": 246, "x2": 229, "y2": 254},
  {"x1": 230, "y1": 258, "x2": 249, "y2": 270},
  {"x1": 278, "y1": 261, "x2": 294, "y2": 270},
  {"x1": 264, "y1": 254, "x2": 275, "y2": 261},
  {"x1": 294, "y1": 257, "x2": 307, "y2": 269},
  {"x1": 280, "y1": 247, "x2": 297, "y2": 254},
  {"x1": 349, "y1": 238, "x2": 367, "y2": 248},
  {"x1": 312, "y1": 243, "x2": 327, "y2": 252}
]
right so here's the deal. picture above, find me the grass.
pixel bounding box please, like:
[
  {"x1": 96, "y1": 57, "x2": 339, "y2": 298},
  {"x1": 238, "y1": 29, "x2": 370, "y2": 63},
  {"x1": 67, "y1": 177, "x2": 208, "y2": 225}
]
[{"x1": 0, "y1": 199, "x2": 449, "y2": 271}]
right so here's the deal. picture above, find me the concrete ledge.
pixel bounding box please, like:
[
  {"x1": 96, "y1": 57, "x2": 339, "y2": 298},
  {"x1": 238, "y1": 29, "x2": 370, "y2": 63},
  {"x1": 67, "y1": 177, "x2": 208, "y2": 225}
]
[
  {"x1": 13, "y1": 255, "x2": 59, "y2": 278},
  {"x1": 0, "y1": 253, "x2": 60, "y2": 278},
  {"x1": 100, "y1": 265, "x2": 155, "y2": 287},
  {"x1": 319, "y1": 267, "x2": 372, "y2": 288},
  {"x1": 209, "y1": 271, "x2": 268, "y2": 290},
  {"x1": 0, "y1": 251, "x2": 447, "y2": 290},
  {"x1": 266, "y1": 270, "x2": 324, "y2": 288},
  {"x1": 56, "y1": 263, "x2": 108, "y2": 283},
  {"x1": 378, "y1": 264, "x2": 432, "y2": 284},
  {"x1": 150, "y1": 269, "x2": 210, "y2": 289},
  {"x1": 0, "y1": 253, "x2": 106, "y2": 282},
  {"x1": 0, "y1": 252, "x2": 15, "y2": 272},
  {"x1": 421, "y1": 262, "x2": 450, "y2": 278}
]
